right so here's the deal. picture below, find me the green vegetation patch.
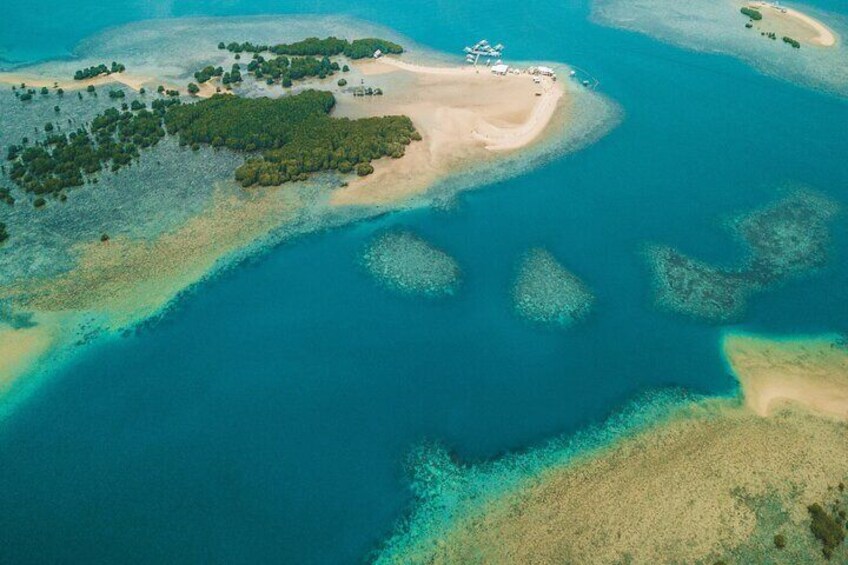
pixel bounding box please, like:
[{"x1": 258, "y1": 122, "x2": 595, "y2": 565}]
[
  {"x1": 740, "y1": 7, "x2": 763, "y2": 20},
  {"x1": 221, "y1": 36, "x2": 403, "y2": 59},
  {"x1": 7, "y1": 98, "x2": 178, "y2": 198},
  {"x1": 194, "y1": 65, "x2": 224, "y2": 83},
  {"x1": 73, "y1": 61, "x2": 126, "y2": 81},
  {"x1": 245, "y1": 54, "x2": 339, "y2": 86},
  {"x1": 0, "y1": 222, "x2": 8, "y2": 244},
  {"x1": 808, "y1": 503, "x2": 845, "y2": 559},
  {"x1": 0, "y1": 187, "x2": 15, "y2": 206},
  {"x1": 783, "y1": 36, "x2": 801, "y2": 48},
  {"x1": 163, "y1": 91, "x2": 420, "y2": 186}
]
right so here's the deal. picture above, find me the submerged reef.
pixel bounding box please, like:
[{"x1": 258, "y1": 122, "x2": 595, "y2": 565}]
[
  {"x1": 362, "y1": 231, "x2": 461, "y2": 296},
  {"x1": 647, "y1": 245, "x2": 751, "y2": 321},
  {"x1": 647, "y1": 191, "x2": 840, "y2": 322},
  {"x1": 375, "y1": 391, "x2": 848, "y2": 563},
  {"x1": 592, "y1": 0, "x2": 848, "y2": 97},
  {"x1": 512, "y1": 248, "x2": 594, "y2": 328},
  {"x1": 734, "y1": 190, "x2": 839, "y2": 281}
]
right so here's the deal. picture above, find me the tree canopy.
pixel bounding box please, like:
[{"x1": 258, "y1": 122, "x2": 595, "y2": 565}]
[
  {"x1": 73, "y1": 61, "x2": 126, "y2": 80},
  {"x1": 221, "y1": 36, "x2": 403, "y2": 59},
  {"x1": 5, "y1": 86, "x2": 419, "y2": 202},
  {"x1": 164, "y1": 91, "x2": 420, "y2": 186}
]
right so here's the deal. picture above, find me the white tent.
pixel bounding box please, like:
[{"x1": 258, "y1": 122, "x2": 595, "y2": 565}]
[{"x1": 491, "y1": 64, "x2": 509, "y2": 75}]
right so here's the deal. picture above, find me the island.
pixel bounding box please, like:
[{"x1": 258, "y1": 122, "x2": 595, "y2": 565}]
[
  {"x1": 592, "y1": 0, "x2": 847, "y2": 96},
  {"x1": 0, "y1": 20, "x2": 618, "y2": 396},
  {"x1": 739, "y1": 1, "x2": 837, "y2": 48}
]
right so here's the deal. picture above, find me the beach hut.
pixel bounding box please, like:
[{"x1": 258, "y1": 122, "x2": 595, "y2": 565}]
[
  {"x1": 537, "y1": 66, "x2": 555, "y2": 76},
  {"x1": 373, "y1": 49, "x2": 383, "y2": 59},
  {"x1": 491, "y1": 63, "x2": 509, "y2": 75}
]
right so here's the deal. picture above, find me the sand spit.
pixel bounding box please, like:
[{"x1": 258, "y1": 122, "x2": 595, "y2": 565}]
[
  {"x1": 330, "y1": 57, "x2": 566, "y2": 207},
  {"x1": 377, "y1": 334, "x2": 848, "y2": 564},
  {"x1": 0, "y1": 71, "x2": 154, "y2": 93},
  {"x1": 724, "y1": 332, "x2": 848, "y2": 419}
]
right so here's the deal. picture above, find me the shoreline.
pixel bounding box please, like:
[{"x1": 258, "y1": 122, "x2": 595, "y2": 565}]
[
  {"x1": 744, "y1": 1, "x2": 839, "y2": 47},
  {"x1": 330, "y1": 57, "x2": 568, "y2": 206},
  {"x1": 0, "y1": 322, "x2": 56, "y2": 392},
  {"x1": 376, "y1": 332, "x2": 848, "y2": 563},
  {"x1": 0, "y1": 39, "x2": 601, "y2": 398},
  {"x1": 0, "y1": 70, "x2": 155, "y2": 92},
  {"x1": 722, "y1": 331, "x2": 848, "y2": 419}
]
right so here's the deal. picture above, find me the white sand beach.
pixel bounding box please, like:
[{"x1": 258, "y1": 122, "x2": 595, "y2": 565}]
[
  {"x1": 331, "y1": 56, "x2": 566, "y2": 206},
  {"x1": 744, "y1": 1, "x2": 838, "y2": 47}
]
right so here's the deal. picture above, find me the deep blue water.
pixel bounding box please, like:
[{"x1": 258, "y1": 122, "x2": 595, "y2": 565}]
[{"x1": 2, "y1": 0, "x2": 848, "y2": 563}]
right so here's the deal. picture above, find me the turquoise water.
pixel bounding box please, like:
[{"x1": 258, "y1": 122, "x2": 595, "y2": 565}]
[{"x1": 1, "y1": 0, "x2": 847, "y2": 563}]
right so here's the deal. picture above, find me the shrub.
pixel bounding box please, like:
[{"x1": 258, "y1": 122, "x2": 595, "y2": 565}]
[
  {"x1": 34, "y1": 197, "x2": 46, "y2": 208},
  {"x1": 773, "y1": 534, "x2": 786, "y2": 549},
  {"x1": 337, "y1": 78, "x2": 347, "y2": 87},
  {"x1": 741, "y1": 7, "x2": 762, "y2": 20},
  {"x1": 808, "y1": 503, "x2": 845, "y2": 559},
  {"x1": 356, "y1": 162, "x2": 374, "y2": 176},
  {"x1": 783, "y1": 36, "x2": 801, "y2": 48}
]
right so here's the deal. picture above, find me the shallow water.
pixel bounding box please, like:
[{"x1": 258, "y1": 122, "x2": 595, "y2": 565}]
[{"x1": 1, "y1": 0, "x2": 847, "y2": 563}]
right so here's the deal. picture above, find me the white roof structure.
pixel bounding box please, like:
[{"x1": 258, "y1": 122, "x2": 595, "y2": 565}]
[
  {"x1": 537, "y1": 65, "x2": 555, "y2": 75},
  {"x1": 373, "y1": 49, "x2": 383, "y2": 58},
  {"x1": 491, "y1": 64, "x2": 509, "y2": 75}
]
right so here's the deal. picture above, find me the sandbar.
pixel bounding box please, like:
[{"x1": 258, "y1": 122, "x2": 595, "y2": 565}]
[
  {"x1": 743, "y1": 1, "x2": 838, "y2": 47},
  {"x1": 723, "y1": 331, "x2": 848, "y2": 419},
  {"x1": 0, "y1": 71, "x2": 155, "y2": 93},
  {"x1": 330, "y1": 57, "x2": 566, "y2": 206}
]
